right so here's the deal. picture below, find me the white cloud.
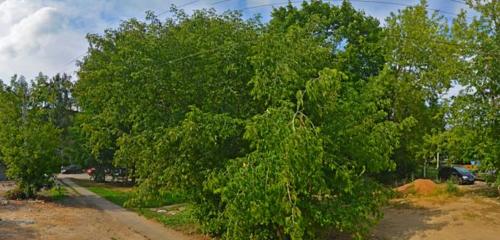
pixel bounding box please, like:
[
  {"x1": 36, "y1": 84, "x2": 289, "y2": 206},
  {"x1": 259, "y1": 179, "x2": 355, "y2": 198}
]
[
  {"x1": 0, "y1": 0, "x2": 211, "y2": 82},
  {"x1": 0, "y1": 7, "x2": 60, "y2": 58},
  {"x1": 0, "y1": 0, "x2": 86, "y2": 81}
]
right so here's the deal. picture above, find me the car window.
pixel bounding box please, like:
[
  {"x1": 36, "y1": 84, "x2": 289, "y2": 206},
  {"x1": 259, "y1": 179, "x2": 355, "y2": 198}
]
[
  {"x1": 441, "y1": 167, "x2": 451, "y2": 174},
  {"x1": 454, "y1": 167, "x2": 470, "y2": 175}
]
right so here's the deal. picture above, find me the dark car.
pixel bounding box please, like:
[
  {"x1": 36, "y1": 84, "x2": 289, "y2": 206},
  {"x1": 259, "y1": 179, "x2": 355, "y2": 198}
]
[
  {"x1": 60, "y1": 164, "x2": 82, "y2": 174},
  {"x1": 439, "y1": 166, "x2": 475, "y2": 184}
]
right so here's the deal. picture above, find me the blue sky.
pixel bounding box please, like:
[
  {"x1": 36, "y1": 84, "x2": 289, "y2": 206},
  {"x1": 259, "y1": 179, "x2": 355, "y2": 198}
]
[{"x1": 0, "y1": 0, "x2": 471, "y2": 82}]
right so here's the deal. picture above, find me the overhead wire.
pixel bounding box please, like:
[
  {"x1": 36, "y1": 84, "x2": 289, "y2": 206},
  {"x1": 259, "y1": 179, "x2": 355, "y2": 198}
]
[
  {"x1": 58, "y1": 0, "x2": 474, "y2": 74},
  {"x1": 60, "y1": 0, "x2": 214, "y2": 75},
  {"x1": 211, "y1": 0, "x2": 233, "y2": 6},
  {"x1": 156, "y1": 0, "x2": 478, "y2": 65},
  {"x1": 450, "y1": 0, "x2": 468, "y2": 5}
]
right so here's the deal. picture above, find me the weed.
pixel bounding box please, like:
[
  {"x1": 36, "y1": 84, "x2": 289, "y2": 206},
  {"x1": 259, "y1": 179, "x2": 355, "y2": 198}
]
[
  {"x1": 5, "y1": 187, "x2": 26, "y2": 200},
  {"x1": 48, "y1": 185, "x2": 67, "y2": 201},
  {"x1": 137, "y1": 205, "x2": 199, "y2": 233},
  {"x1": 444, "y1": 180, "x2": 460, "y2": 195}
]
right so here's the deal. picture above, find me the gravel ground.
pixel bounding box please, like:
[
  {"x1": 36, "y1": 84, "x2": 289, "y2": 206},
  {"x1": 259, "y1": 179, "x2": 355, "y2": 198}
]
[
  {"x1": 372, "y1": 183, "x2": 500, "y2": 240},
  {"x1": 0, "y1": 181, "x2": 149, "y2": 240}
]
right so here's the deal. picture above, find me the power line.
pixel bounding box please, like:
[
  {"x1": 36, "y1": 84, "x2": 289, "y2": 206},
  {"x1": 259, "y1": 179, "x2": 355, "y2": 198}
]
[
  {"x1": 211, "y1": 0, "x2": 233, "y2": 6},
  {"x1": 157, "y1": 0, "x2": 235, "y2": 16},
  {"x1": 346, "y1": 0, "x2": 458, "y2": 17},
  {"x1": 241, "y1": 0, "x2": 303, "y2": 11},
  {"x1": 180, "y1": 0, "x2": 201, "y2": 8},
  {"x1": 60, "y1": 0, "x2": 224, "y2": 73},
  {"x1": 157, "y1": 0, "x2": 201, "y2": 16},
  {"x1": 58, "y1": 0, "x2": 472, "y2": 75},
  {"x1": 218, "y1": 0, "x2": 462, "y2": 18},
  {"x1": 450, "y1": 0, "x2": 467, "y2": 5},
  {"x1": 57, "y1": 53, "x2": 86, "y2": 76}
]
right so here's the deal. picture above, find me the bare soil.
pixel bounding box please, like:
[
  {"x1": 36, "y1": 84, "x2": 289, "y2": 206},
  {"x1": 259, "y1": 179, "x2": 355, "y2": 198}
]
[
  {"x1": 396, "y1": 179, "x2": 438, "y2": 196},
  {"x1": 372, "y1": 183, "x2": 500, "y2": 240},
  {"x1": 0, "y1": 181, "x2": 147, "y2": 240},
  {"x1": 3, "y1": 180, "x2": 500, "y2": 240}
]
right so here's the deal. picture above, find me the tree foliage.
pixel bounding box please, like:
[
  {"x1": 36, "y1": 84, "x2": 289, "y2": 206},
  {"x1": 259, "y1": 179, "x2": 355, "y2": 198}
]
[
  {"x1": 448, "y1": 0, "x2": 499, "y2": 180},
  {"x1": 1, "y1": 0, "x2": 497, "y2": 238},
  {"x1": 0, "y1": 76, "x2": 60, "y2": 197},
  {"x1": 74, "y1": 2, "x2": 409, "y2": 238},
  {"x1": 0, "y1": 73, "x2": 83, "y2": 197},
  {"x1": 378, "y1": 0, "x2": 464, "y2": 179}
]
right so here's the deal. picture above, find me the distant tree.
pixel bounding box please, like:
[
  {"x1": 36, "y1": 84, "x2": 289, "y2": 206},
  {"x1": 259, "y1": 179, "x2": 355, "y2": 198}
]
[
  {"x1": 449, "y1": 0, "x2": 499, "y2": 180},
  {"x1": 31, "y1": 73, "x2": 88, "y2": 166},
  {"x1": 380, "y1": 0, "x2": 462, "y2": 179},
  {"x1": 0, "y1": 75, "x2": 60, "y2": 198}
]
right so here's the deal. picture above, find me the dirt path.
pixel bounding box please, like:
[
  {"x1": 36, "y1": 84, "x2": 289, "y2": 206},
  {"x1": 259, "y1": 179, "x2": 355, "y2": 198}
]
[
  {"x1": 58, "y1": 177, "x2": 196, "y2": 240},
  {"x1": 0, "y1": 180, "x2": 201, "y2": 240},
  {"x1": 0, "y1": 181, "x2": 146, "y2": 240},
  {"x1": 372, "y1": 194, "x2": 500, "y2": 240}
]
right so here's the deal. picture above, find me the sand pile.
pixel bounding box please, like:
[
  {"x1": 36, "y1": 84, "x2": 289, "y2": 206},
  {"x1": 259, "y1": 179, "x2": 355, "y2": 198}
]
[{"x1": 396, "y1": 179, "x2": 437, "y2": 195}]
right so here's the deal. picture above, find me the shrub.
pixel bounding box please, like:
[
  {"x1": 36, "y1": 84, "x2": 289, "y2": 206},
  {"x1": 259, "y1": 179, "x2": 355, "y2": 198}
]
[
  {"x1": 444, "y1": 180, "x2": 460, "y2": 195},
  {"x1": 5, "y1": 187, "x2": 27, "y2": 200}
]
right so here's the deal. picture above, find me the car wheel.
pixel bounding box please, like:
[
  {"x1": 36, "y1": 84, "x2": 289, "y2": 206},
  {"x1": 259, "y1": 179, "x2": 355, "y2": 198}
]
[{"x1": 450, "y1": 175, "x2": 461, "y2": 185}]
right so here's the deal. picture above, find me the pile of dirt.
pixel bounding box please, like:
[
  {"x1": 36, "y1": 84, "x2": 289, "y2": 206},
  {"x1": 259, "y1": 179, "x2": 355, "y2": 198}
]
[{"x1": 396, "y1": 179, "x2": 437, "y2": 195}]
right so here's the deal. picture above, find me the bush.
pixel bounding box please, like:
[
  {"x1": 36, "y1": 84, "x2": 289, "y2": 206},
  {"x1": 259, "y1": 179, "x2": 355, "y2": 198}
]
[
  {"x1": 0, "y1": 77, "x2": 61, "y2": 198},
  {"x1": 5, "y1": 187, "x2": 27, "y2": 200},
  {"x1": 444, "y1": 180, "x2": 460, "y2": 195}
]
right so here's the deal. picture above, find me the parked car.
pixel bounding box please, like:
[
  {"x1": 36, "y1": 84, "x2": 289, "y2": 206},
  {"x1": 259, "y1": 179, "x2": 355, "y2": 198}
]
[
  {"x1": 110, "y1": 168, "x2": 128, "y2": 182},
  {"x1": 86, "y1": 167, "x2": 96, "y2": 175},
  {"x1": 60, "y1": 164, "x2": 82, "y2": 174},
  {"x1": 438, "y1": 166, "x2": 475, "y2": 184}
]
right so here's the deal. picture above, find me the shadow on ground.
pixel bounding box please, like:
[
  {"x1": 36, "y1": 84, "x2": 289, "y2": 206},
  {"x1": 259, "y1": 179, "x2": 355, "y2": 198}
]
[
  {"x1": 370, "y1": 201, "x2": 446, "y2": 240},
  {"x1": 318, "y1": 200, "x2": 445, "y2": 240},
  {"x1": 0, "y1": 219, "x2": 38, "y2": 240}
]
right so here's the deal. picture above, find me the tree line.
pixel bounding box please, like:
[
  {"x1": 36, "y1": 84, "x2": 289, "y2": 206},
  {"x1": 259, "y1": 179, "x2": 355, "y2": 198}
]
[{"x1": 0, "y1": 0, "x2": 497, "y2": 239}]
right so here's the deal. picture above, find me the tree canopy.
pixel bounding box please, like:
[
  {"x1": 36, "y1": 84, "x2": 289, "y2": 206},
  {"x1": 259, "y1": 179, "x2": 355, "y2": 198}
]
[{"x1": 0, "y1": 0, "x2": 497, "y2": 239}]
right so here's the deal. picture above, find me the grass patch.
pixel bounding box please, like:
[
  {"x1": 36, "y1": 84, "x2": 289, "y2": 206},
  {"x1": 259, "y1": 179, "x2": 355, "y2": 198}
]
[
  {"x1": 137, "y1": 205, "x2": 199, "y2": 233},
  {"x1": 49, "y1": 185, "x2": 68, "y2": 201},
  {"x1": 72, "y1": 179, "x2": 132, "y2": 206},
  {"x1": 138, "y1": 205, "x2": 198, "y2": 233},
  {"x1": 38, "y1": 185, "x2": 68, "y2": 201},
  {"x1": 71, "y1": 179, "x2": 184, "y2": 207},
  {"x1": 444, "y1": 180, "x2": 460, "y2": 195},
  {"x1": 88, "y1": 186, "x2": 130, "y2": 206},
  {"x1": 428, "y1": 181, "x2": 462, "y2": 198}
]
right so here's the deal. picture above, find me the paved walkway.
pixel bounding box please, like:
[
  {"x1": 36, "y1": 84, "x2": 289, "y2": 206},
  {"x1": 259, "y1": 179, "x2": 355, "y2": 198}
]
[{"x1": 58, "y1": 176, "x2": 195, "y2": 240}]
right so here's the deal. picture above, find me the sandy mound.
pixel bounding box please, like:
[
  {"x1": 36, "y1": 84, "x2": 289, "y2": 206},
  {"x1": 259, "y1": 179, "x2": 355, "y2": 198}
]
[{"x1": 396, "y1": 179, "x2": 437, "y2": 195}]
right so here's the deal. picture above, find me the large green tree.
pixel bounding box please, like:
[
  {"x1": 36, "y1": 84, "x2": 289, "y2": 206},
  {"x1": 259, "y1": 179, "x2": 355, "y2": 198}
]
[
  {"x1": 74, "y1": 9, "x2": 260, "y2": 182},
  {"x1": 71, "y1": 0, "x2": 493, "y2": 239},
  {"x1": 74, "y1": 2, "x2": 411, "y2": 239}
]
